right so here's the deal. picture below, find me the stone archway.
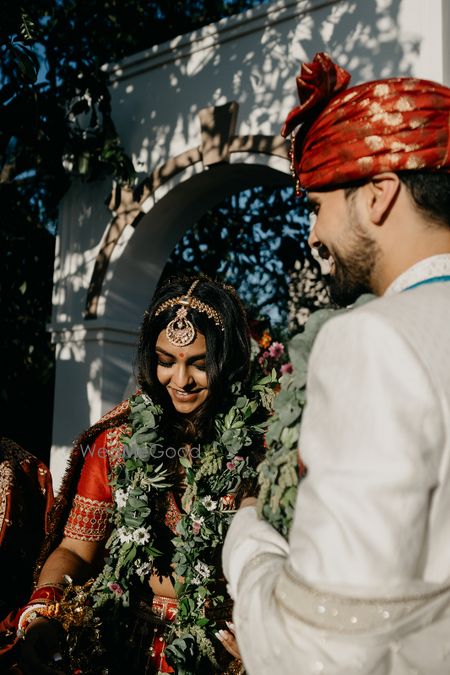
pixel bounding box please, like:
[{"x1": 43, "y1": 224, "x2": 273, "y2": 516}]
[{"x1": 86, "y1": 102, "x2": 289, "y2": 321}]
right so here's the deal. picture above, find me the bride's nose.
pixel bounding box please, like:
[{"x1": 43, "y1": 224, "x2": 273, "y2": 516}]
[{"x1": 171, "y1": 363, "x2": 192, "y2": 389}]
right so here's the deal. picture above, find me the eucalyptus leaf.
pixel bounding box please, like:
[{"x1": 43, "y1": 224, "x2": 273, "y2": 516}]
[{"x1": 179, "y1": 456, "x2": 192, "y2": 469}]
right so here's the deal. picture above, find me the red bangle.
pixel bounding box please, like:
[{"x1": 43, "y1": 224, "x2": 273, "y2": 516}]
[{"x1": 30, "y1": 585, "x2": 64, "y2": 603}]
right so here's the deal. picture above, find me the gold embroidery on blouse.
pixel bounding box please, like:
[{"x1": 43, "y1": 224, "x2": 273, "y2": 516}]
[
  {"x1": 106, "y1": 424, "x2": 130, "y2": 469},
  {"x1": 64, "y1": 494, "x2": 110, "y2": 541}
]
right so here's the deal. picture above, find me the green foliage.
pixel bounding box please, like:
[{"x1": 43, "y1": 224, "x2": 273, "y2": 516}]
[
  {"x1": 256, "y1": 308, "x2": 337, "y2": 537},
  {"x1": 1, "y1": 0, "x2": 269, "y2": 190},
  {"x1": 166, "y1": 370, "x2": 276, "y2": 672},
  {"x1": 257, "y1": 294, "x2": 375, "y2": 537}
]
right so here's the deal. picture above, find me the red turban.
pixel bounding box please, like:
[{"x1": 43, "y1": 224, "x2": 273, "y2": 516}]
[{"x1": 281, "y1": 52, "x2": 450, "y2": 191}]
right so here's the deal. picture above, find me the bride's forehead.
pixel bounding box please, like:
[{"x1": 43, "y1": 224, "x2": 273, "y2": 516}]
[{"x1": 156, "y1": 329, "x2": 206, "y2": 354}]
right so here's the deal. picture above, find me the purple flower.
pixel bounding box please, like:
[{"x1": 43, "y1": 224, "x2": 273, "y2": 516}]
[
  {"x1": 107, "y1": 582, "x2": 124, "y2": 596},
  {"x1": 226, "y1": 461, "x2": 236, "y2": 471},
  {"x1": 234, "y1": 455, "x2": 244, "y2": 462},
  {"x1": 280, "y1": 362, "x2": 293, "y2": 375},
  {"x1": 269, "y1": 342, "x2": 285, "y2": 359}
]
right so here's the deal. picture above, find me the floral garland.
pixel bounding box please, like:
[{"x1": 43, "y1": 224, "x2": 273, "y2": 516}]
[
  {"x1": 90, "y1": 395, "x2": 170, "y2": 606},
  {"x1": 89, "y1": 372, "x2": 277, "y2": 673},
  {"x1": 257, "y1": 295, "x2": 373, "y2": 537}
]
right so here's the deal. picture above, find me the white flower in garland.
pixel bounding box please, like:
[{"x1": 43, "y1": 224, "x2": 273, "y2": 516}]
[
  {"x1": 116, "y1": 527, "x2": 133, "y2": 544},
  {"x1": 202, "y1": 496, "x2": 217, "y2": 511},
  {"x1": 194, "y1": 560, "x2": 210, "y2": 579},
  {"x1": 135, "y1": 559, "x2": 153, "y2": 577},
  {"x1": 114, "y1": 488, "x2": 128, "y2": 508},
  {"x1": 191, "y1": 561, "x2": 211, "y2": 585},
  {"x1": 132, "y1": 526, "x2": 150, "y2": 545}
]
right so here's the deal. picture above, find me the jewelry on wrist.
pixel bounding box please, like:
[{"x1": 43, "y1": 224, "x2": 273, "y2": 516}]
[{"x1": 16, "y1": 603, "x2": 50, "y2": 639}]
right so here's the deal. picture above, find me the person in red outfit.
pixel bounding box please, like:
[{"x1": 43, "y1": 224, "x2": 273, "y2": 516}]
[
  {"x1": 0, "y1": 437, "x2": 53, "y2": 671},
  {"x1": 19, "y1": 276, "x2": 266, "y2": 675}
]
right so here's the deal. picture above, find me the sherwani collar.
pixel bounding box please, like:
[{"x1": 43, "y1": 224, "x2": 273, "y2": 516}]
[{"x1": 384, "y1": 254, "x2": 450, "y2": 296}]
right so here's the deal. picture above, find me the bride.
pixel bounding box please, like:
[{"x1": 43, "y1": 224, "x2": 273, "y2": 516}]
[{"x1": 19, "y1": 275, "x2": 272, "y2": 675}]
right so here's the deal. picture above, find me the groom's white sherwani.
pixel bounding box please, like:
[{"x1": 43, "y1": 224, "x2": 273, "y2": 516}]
[{"x1": 223, "y1": 255, "x2": 450, "y2": 675}]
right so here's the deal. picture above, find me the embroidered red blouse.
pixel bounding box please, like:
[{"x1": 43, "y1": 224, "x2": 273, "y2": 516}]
[{"x1": 64, "y1": 425, "x2": 182, "y2": 541}]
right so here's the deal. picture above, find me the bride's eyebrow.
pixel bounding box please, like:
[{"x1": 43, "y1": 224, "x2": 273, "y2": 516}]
[
  {"x1": 188, "y1": 353, "x2": 206, "y2": 363},
  {"x1": 155, "y1": 347, "x2": 174, "y2": 357}
]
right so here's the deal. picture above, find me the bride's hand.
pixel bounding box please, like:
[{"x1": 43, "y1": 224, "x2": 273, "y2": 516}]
[
  {"x1": 20, "y1": 616, "x2": 66, "y2": 674},
  {"x1": 215, "y1": 621, "x2": 241, "y2": 659}
]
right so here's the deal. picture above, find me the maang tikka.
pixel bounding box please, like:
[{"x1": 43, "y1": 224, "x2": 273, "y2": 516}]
[{"x1": 154, "y1": 280, "x2": 224, "y2": 348}]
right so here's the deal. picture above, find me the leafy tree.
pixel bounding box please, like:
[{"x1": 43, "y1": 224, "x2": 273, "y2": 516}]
[{"x1": 1, "y1": 0, "x2": 269, "y2": 188}]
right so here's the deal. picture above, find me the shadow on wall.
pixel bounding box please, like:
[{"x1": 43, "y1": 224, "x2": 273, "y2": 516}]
[
  {"x1": 111, "y1": 0, "x2": 414, "y2": 175},
  {"x1": 104, "y1": 162, "x2": 292, "y2": 323}
]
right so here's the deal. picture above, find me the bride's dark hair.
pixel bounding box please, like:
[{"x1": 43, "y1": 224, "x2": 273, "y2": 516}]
[{"x1": 135, "y1": 275, "x2": 251, "y2": 445}]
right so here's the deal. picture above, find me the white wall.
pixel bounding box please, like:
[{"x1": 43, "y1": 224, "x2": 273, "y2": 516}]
[{"x1": 50, "y1": 0, "x2": 450, "y2": 488}]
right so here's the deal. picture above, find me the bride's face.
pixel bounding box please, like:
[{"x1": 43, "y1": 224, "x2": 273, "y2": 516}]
[{"x1": 155, "y1": 330, "x2": 209, "y2": 414}]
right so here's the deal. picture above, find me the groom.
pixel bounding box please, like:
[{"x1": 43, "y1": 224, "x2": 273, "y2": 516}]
[{"x1": 223, "y1": 53, "x2": 450, "y2": 674}]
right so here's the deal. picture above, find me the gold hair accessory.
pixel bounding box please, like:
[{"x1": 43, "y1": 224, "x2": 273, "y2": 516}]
[{"x1": 154, "y1": 280, "x2": 224, "y2": 347}]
